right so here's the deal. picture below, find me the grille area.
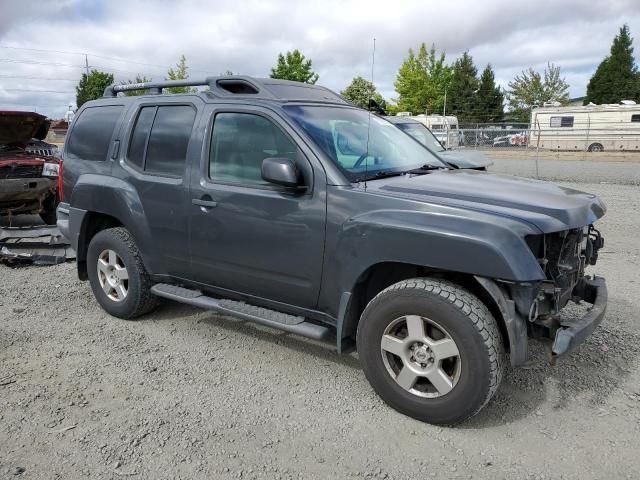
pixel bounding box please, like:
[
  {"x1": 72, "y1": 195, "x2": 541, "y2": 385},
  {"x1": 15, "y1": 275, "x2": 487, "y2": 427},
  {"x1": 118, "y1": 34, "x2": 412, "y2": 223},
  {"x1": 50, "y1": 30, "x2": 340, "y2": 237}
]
[{"x1": 0, "y1": 164, "x2": 43, "y2": 179}]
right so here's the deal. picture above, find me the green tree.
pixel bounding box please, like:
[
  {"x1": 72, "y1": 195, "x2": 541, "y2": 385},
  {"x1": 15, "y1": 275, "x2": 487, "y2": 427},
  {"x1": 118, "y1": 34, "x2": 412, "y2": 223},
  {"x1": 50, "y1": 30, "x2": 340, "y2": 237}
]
[
  {"x1": 75, "y1": 70, "x2": 114, "y2": 108},
  {"x1": 120, "y1": 75, "x2": 152, "y2": 96},
  {"x1": 166, "y1": 55, "x2": 196, "y2": 94},
  {"x1": 506, "y1": 63, "x2": 570, "y2": 122},
  {"x1": 476, "y1": 64, "x2": 504, "y2": 123},
  {"x1": 394, "y1": 43, "x2": 452, "y2": 115},
  {"x1": 584, "y1": 24, "x2": 640, "y2": 104},
  {"x1": 341, "y1": 76, "x2": 383, "y2": 109},
  {"x1": 270, "y1": 49, "x2": 319, "y2": 84},
  {"x1": 447, "y1": 51, "x2": 479, "y2": 123}
]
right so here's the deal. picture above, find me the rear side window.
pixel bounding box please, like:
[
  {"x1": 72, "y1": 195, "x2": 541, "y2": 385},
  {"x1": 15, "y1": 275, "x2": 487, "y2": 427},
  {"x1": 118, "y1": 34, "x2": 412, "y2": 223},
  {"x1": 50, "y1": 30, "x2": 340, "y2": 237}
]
[
  {"x1": 126, "y1": 105, "x2": 196, "y2": 177},
  {"x1": 632, "y1": 114, "x2": 640, "y2": 122},
  {"x1": 66, "y1": 106, "x2": 123, "y2": 161},
  {"x1": 127, "y1": 107, "x2": 155, "y2": 169}
]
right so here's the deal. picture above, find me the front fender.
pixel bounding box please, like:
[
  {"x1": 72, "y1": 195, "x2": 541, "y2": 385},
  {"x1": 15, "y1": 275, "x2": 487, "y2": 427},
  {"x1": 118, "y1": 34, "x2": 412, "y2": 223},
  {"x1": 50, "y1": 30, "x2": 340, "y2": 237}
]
[
  {"x1": 69, "y1": 174, "x2": 163, "y2": 275},
  {"x1": 319, "y1": 208, "x2": 544, "y2": 318}
]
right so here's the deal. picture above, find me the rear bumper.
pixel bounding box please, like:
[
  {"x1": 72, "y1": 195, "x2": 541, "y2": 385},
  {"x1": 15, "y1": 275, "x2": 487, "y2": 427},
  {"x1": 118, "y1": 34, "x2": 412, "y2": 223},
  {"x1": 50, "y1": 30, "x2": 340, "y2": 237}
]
[
  {"x1": 551, "y1": 276, "x2": 607, "y2": 356},
  {"x1": 55, "y1": 202, "x2": 71, "y2": 241}
]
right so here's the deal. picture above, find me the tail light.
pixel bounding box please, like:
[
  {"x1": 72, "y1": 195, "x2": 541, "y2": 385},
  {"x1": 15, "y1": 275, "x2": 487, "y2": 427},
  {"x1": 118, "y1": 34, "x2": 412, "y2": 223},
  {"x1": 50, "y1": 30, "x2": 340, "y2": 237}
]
[{"x1": 58, "y1": 160, "x2": 64, "y2": 202}]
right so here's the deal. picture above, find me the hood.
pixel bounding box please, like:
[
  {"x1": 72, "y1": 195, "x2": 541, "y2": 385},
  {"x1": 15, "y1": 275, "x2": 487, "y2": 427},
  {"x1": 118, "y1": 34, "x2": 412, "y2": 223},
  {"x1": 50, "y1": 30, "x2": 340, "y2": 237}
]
[
  {"x1": 0, "y1": 111, "x2": 50, "y2": 148},
  {"x1": 439, "y1": 149, "x2": 493, "y2": 169},
  {"x1": 367, "y1": 169, "x2": 606, "y2": 233}
]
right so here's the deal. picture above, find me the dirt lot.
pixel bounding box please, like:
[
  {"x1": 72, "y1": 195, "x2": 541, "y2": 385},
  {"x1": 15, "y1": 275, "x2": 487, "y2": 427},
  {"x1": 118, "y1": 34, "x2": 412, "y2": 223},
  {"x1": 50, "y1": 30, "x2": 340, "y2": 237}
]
[{"x1": 1, "y1": 164, "x2": 640, "y2": 479}]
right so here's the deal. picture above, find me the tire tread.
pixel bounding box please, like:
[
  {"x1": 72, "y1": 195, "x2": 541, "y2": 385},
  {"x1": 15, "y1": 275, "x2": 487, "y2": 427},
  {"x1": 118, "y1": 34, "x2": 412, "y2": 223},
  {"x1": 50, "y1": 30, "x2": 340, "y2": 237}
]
[{"x1": 362, "y1": 277, "x2": 505, "y2": 423}]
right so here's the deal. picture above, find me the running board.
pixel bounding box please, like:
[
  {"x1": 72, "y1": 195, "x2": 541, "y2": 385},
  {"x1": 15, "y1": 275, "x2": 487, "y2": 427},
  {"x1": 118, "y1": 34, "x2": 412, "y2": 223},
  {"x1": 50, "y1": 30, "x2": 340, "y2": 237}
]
[{"x1": 150, "y1": 283, "x2": 331, "y2": 341}]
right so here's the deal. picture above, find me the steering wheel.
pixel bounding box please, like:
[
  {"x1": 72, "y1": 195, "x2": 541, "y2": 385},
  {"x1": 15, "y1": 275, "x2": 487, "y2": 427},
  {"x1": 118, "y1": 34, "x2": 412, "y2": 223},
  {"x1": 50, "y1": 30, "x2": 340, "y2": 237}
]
[{"x1": 353, "y1": 153, "x2": 371, "y2": 169}]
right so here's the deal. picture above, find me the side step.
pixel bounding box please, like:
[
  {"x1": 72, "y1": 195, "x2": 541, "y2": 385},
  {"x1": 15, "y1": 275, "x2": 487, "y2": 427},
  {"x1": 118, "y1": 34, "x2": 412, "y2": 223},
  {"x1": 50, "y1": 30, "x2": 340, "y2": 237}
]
[{"x1": 150, "y1": 283, "x2": 331, "y2": 341}]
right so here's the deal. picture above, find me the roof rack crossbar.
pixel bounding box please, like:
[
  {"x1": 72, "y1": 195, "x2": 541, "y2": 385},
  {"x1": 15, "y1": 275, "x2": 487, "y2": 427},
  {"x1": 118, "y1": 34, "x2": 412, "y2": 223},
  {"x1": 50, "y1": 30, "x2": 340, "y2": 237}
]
[{"x1": 103, "y1": 78, "x2": 210, "y2": 97}]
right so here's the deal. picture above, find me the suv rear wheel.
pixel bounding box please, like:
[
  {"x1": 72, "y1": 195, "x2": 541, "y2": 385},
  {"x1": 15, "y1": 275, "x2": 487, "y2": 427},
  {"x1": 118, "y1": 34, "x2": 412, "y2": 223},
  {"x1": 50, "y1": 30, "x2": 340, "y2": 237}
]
[
  {"x1": 357, "y1": 277, "x2": 504, "y2": 425},
  {"x1": 87, "y1": 227, "x2": 159, "y2": 319}
]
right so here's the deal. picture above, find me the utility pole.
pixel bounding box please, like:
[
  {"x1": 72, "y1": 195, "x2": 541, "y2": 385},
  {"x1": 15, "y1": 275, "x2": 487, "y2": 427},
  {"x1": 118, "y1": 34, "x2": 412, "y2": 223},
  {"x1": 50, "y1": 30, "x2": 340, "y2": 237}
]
[
  {"x1": 443, "y1": 87, "x2": 448, "y2": 148},
  {"x1": 443, "y1": 87, "x2": 447, "y2": 117},
  {"x1": 85, "y1": 54, "x2": 90, "y2": 76}
]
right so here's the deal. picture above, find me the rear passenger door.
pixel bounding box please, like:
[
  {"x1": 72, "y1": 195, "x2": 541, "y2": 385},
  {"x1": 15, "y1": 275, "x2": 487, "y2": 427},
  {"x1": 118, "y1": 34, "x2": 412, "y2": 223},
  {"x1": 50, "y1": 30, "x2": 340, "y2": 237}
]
[
  {"x1": 188, "y1": 106, "x2": 327, "y2": 310},
  {"x1": 117, "y1": 101, "x2": 200, "y2": 277}
]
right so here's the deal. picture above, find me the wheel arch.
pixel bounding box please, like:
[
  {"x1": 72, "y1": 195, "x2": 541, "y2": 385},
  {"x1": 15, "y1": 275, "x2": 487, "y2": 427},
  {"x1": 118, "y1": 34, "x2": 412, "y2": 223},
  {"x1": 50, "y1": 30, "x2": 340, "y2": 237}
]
[
  {"x1": 337, "y1": 262, "x2": 515, "y2": 359},
  {"x1": 76, "y1": 211, "x2": 123, "y2": 280},
  {"x1": 70, "y1": 174, "x2": 161, "y2": 280}
]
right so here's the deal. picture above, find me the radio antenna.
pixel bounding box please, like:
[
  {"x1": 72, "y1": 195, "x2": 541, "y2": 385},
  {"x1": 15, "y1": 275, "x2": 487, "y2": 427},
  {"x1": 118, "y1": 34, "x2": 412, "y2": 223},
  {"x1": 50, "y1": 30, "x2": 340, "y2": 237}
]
[{"x1": 364, "y1": 37, "x2": 376, "y2": 191}]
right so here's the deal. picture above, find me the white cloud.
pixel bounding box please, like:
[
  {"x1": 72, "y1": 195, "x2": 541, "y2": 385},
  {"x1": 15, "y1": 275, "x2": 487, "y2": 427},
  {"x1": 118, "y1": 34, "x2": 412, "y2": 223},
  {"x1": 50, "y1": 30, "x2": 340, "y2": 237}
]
[{"x1": 1, "y1": 0, "x2": 639, "y2": 117}]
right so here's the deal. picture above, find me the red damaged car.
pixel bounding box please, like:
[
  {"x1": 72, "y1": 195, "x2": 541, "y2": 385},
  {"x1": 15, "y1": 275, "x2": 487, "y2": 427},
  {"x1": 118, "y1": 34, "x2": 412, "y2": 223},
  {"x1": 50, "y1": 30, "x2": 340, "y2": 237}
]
[{"x1": 0, "y1": 111, "x2": 62, "y2": 225}]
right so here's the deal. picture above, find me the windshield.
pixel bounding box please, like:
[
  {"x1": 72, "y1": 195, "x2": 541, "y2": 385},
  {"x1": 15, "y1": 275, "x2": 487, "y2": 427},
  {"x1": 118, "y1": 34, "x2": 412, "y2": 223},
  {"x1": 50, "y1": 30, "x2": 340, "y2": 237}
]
[
  {"x1": 284, "y1": 106, "x2": 446, "y2": 181},
  {"x1": 396, "y1": 123, "x2": 446, "y2": 152}
]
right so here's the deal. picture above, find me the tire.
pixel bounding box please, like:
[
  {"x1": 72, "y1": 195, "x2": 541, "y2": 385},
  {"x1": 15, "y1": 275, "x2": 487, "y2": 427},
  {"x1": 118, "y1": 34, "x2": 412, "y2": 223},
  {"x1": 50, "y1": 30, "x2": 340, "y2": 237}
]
[
  {"x1": 86, "y1": 227, "x2": 160, "y2": 319},
  {"x1": 588, "y1": 143, "x2": 604, "y2": 152},
  {"x1": 357, "y1": 277, "x2": 504, "y2": 425}
]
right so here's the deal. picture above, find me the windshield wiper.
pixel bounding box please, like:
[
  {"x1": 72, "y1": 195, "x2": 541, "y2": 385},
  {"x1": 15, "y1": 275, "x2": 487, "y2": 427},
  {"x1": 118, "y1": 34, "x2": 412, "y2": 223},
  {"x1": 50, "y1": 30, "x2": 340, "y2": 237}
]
[
  {"x1": 406, "y1": 164, "x2": 447, "y2": 174},
  {"x1": 355, "y1": 164, "x2": 445, "y2": 183},
  {"x1": 355, "y1": 169, "x2": 406, "y2": 183}
]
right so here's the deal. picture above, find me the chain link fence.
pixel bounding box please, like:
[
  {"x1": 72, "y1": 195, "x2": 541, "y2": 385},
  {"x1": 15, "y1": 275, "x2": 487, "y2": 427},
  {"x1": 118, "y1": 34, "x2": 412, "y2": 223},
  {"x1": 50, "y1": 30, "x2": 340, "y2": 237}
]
[{"x1": 450, "y1": 120, "x2": 640, "y2": 157}]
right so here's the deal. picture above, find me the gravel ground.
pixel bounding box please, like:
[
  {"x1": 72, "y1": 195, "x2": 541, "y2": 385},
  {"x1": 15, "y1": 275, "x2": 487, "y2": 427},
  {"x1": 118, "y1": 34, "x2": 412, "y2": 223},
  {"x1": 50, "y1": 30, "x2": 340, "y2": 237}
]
[
  {"x1": 1, "y1": 166, "x2": 640, "y2": 479},
  {"x1": 488, "y1": 158, "x2": 640, "y2": 186}
]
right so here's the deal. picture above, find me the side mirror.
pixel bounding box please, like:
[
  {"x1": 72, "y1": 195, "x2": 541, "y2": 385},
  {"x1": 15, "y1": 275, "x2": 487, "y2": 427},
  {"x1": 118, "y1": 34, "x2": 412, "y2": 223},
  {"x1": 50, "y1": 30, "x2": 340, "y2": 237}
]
[
  {"x1": 261, "y1": 157, "x2": 301, "y2": 189},
  {"x1": 368, "y1": 98, "x2": 387, "y2": 115}
]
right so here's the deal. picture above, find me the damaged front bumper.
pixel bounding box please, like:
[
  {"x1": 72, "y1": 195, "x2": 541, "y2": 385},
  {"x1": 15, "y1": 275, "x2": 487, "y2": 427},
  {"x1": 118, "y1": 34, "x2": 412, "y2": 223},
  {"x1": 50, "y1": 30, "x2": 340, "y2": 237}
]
[
  {"x1": 551, "y1": 275, "x2": 607, "y2": 357},
  {"x1": 0, "y1": 177, "x2": 56, "y2": 215}
]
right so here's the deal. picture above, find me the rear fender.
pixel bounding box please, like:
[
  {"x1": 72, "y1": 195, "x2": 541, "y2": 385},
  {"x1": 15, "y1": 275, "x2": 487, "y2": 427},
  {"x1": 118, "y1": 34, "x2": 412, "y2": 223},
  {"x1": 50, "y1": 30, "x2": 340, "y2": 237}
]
[{"x1": 69, "y1": 174, "x2": 163, "y2": 275}]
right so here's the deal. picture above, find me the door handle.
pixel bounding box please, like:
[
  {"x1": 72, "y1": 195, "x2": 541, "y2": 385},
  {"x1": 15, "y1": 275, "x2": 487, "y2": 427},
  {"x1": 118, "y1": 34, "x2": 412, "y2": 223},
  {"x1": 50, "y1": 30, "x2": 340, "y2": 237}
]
[{"x1": 192, "y1": 198, "x2": 218, "y2": 208}]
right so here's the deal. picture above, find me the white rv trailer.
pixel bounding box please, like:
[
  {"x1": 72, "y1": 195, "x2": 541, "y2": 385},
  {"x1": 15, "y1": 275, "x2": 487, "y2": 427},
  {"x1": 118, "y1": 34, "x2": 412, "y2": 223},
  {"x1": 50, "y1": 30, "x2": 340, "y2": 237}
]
[
  {"x1": 530, "y1": 101, "x2": 640, "y2": 152},
  {"x1": 396, "y1": 112, "x2": 460, "y2": 148}
]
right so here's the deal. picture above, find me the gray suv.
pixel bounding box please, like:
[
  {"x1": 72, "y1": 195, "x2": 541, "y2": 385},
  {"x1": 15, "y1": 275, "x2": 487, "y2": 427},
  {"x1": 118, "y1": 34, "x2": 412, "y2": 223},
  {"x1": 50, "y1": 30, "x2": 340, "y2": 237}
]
[{"x1": 57, "y1": 76, "x2": 607, "y2": 425}]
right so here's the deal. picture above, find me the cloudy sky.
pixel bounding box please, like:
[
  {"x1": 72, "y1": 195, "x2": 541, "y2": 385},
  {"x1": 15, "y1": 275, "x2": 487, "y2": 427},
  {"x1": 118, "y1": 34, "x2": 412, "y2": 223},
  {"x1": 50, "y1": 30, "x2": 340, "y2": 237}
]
[{"x1": 1, "y1": 0, "x2": 639, "y2": 118}]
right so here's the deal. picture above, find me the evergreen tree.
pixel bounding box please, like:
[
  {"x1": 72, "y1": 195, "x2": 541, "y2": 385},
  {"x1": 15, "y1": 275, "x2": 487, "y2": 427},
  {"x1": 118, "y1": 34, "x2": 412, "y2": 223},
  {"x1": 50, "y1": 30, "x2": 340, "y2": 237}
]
[
  {"x1": 341, "y1": 76, "x2": 383, "y2": 109},
  {"x1": 476, "y1": 64, "x2": 504, "y2": 123},
  {"x1": 584, "y1": 25, "x2": 639, "y2": 104},
  {"x1": 166, "y1": 55, "x2": 196, "y2": 94},
  {"x1": 270, "y1": 50, "x2": 319, "y2": 84},
  {"x1": 447, "y1": 52, "x2": 479, "y2": 123},
  {"x1": 76, "y1": 70, "x2": 114, "y2": 108},
  {"x1": 394, "y1": 43, "x2": 452, "y2": 114}
]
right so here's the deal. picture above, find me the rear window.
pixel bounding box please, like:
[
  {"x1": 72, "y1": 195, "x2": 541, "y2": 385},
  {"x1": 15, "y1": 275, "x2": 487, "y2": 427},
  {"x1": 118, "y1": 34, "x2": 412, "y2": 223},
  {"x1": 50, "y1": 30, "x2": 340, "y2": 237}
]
[{"x1": 66, "y1": 105, "x2": 123, "y2": 161}]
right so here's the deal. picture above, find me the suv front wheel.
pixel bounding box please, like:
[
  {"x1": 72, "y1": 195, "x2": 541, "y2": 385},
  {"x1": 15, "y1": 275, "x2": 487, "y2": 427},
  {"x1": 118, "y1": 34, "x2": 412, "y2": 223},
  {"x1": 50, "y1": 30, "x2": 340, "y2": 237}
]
[
  {"x1": 87, "y1": 227, "x2": 159, "y2": 319},
  {"x1": 357, "y1": 277, "x2": 504, "y2": 425}
]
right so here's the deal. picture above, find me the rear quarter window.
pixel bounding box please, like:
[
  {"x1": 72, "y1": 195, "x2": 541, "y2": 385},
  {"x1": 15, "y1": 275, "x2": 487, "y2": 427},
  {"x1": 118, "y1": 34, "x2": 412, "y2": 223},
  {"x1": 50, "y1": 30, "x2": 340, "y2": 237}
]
[{"x1": 66, "y1": 105, "x2": 123, "y2": 161}]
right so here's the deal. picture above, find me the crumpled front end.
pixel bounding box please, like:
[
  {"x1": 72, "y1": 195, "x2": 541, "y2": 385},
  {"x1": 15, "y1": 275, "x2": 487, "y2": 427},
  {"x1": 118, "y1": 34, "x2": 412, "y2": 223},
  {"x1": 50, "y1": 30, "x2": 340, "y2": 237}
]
[
  {"x1": 0, "y1": 156, "x2": 60, "y2": 217},
  {"x1": 509, "y1": 225, "x2": 607, "y2": 361}
]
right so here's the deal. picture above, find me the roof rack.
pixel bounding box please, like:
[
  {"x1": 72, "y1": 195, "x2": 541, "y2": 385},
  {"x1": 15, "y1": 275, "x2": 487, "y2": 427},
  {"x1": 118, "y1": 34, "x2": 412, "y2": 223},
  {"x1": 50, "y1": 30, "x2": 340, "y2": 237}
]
[
  {"x1": 102, "y1": 76, "x2": 348, "y2": 105},
  {"x1": 103, "y1": 76, "x2": 266, "y2": 98}
]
